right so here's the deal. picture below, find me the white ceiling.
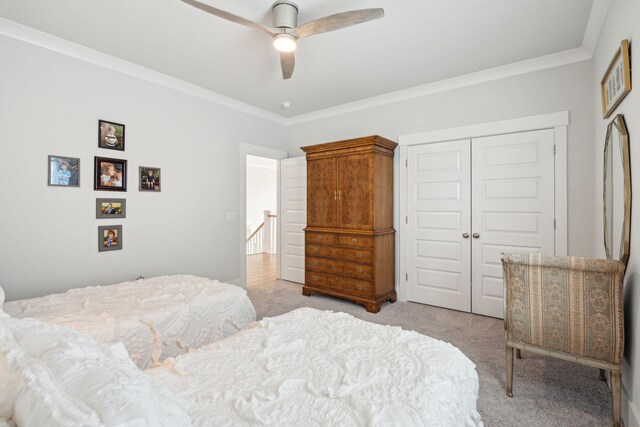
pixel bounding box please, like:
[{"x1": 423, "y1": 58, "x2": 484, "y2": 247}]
[{"x1": 0, "y1": 0, "x2": 595, "y2": 117}]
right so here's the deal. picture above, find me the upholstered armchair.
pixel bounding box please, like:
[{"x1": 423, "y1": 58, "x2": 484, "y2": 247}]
[{"x1": 502, "y1": 253, "x2": 625, "y2": 427}]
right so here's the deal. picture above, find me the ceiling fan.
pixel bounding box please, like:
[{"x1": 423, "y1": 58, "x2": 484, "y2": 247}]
[{"x1": 180, "y1": 0, "x2": 384, "y2": 79}]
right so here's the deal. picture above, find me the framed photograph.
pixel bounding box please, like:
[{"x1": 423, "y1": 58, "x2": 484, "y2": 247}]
[
  {"x1": 139, "y1": 167, "x2": 161, "y2": 192},
  {"x1": 96, "y1": 198, "x2": 126, "y2": 219},
  {"x1": 601, "y1": 39, "x2": 632, "y2": 119},
  {"x1": 98, "y1": 120, "x2": 125, "y2": 151},
  {"x1": 94, "y1": 156, "x2": 127, "y2": 191},
  {"x1": 48, "y1": 155, "x2": 80, "y2": 187},
  {"x1": 98, "y1": 225, "x2": 122, "y2": 252}
]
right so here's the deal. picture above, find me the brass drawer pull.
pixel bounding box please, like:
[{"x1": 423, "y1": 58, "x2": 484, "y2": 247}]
[
  {"x1": 356, "y1": 252, "x2": 364, "y2": 259},
  {"x1": 312, "y1": 275, "x2": 319, "y2": 282},
  {"x1": 317, "y1": 235, "x2": 323, "y2": 241},
  {"x1": 356, "y1": 266, "x2": 364, "y2": 273},
  {"x1": 352, "y1": 238, "x2": 358, "y2": 244},
  {"x1": 356, "y1": 284, "x2": 365, "y2": 291},
  {"x1": 312, "y1": 247, "x2": 319, "y2": 253},
  {"x1": 312, "y1": 260, "x2": 319, "y2": 266}
]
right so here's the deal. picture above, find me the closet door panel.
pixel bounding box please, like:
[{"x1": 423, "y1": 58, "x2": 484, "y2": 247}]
[
  {"x1": 337, "y1": 154, "x2": 374, "y2": 230},
  {"x1": 471, "y1": 129, "x2": 556, "y2": 318},
  {"x1": 406, "y1": 140, "x2": 471, "y2": 312},
  {"x1": 307, "y1": 158, "x2": 337, "y2": 228}
]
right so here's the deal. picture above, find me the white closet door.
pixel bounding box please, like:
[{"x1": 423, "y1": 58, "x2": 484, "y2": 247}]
[
  {"x1": 471, "y1": 129, "x2": 556, "y2": 318},
  {"x1": 279, "y1": 157, "x2": 307, "y2": 283},
  {"x1": 407, "y1": 140, "x2": 472, "y2": 312}
]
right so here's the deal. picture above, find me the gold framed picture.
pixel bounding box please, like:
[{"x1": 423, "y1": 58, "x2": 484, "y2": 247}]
[{"x1": 601, "y1": 39, "x2": 631, "y2": 119}]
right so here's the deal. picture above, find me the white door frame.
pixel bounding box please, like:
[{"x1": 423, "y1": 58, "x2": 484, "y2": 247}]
[
  {"x1": 238, "y1": 143, "x2": 288, "y2": 288},
  {"x1": 397, "y1": 111, "x2": 569, "y2": 302}
]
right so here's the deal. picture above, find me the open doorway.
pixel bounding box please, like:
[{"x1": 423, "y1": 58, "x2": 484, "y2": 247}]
[{"x1": 246, "y1": 155, "x2": 278, "y2": 287}]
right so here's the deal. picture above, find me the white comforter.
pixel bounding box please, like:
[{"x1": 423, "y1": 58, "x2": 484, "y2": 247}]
[
  {"x1": 146, "y1": 307, "x2": 483, "y2": 427},
  {"x1": 3, "y1": 275, "x2": 256, "y2": 370}
]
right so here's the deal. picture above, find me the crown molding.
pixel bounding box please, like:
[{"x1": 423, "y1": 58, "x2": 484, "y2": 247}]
[
  {"x1": 283, "y1": 47, "x2": 591, "y2": 126},
  {"x1": 582, "y1": 0, "x2": 612, "y2": 55},
  {"x1": 0, "y1": 17, "x2": 287, "y2": 125},
  {"x1": 1, "y1": 0, "x2": 611, "y2": 129}
]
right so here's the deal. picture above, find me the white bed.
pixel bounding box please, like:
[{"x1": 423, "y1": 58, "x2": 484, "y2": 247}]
[
  {"x1": 3, "y1": 275, "x2": 255, "y2": 369},
  {"x1": 146, "y1": 307, "x2": 483, "y2": 426}
]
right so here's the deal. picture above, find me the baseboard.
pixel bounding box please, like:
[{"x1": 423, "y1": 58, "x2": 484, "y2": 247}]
[
  {"x1": 624, "y1": 396, "x2": 640, "y2": 427},
  {"x1": 227, "y1": 277, "x2": 246, "y2": 288}
]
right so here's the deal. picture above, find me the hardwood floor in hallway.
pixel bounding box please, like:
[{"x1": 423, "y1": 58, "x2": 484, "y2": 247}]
[{"x1": 247, "y1": 253, "x2": 278, "y2": 287}]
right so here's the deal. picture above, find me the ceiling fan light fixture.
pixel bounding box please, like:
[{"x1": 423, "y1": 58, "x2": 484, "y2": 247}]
[{"x1": 273, "y1": 33, "x2": 297, "y2": 52}]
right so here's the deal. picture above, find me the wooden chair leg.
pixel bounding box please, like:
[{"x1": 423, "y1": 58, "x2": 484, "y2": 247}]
[
  {"x1": 611, "y1": 371, "x2": 621, "y2": 427},
  {"x1": 515, "y1": 348, "x2": 522, "y2": 359},
  {"x1": 506, "y1": 346, "x2": 514, "y2": 397},
  {"x1": 599, "y1": 369, "x2": 606, "y2": 381}
]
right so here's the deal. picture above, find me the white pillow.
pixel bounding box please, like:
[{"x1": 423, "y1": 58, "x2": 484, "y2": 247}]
[
  {"x1": 1, "y1": 325, "x2": 100, "y2": 427},
  {"x1": 0, "y1": 286, "x2": 5, "y2": 306},
  {"x1": 0, "y1": 316, "x2": 192, "y2": 427}
]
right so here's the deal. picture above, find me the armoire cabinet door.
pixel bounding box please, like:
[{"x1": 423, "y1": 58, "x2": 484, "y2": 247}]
[
  {"x1": 337, "y1": 154, "x2": 374, "y2": 230},
  {"x1": 307, "y1": 157, "x2": 337, "y2": 228}
]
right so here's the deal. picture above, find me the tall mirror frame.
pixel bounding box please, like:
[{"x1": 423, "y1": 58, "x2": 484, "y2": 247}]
[{"x1": 603, "y1": 114, "x2": 632, "y2": 266}]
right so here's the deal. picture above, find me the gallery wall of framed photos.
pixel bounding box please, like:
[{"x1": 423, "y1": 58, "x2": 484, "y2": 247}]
[
  {"x1": 48, "y1": 119, "x2": 162, "y2": 253},
  {"x1": 2, "y1": 34, "x2": 292, "y2": 301}
]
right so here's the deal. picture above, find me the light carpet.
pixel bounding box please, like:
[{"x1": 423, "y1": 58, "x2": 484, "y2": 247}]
[{"x1": 248, "y1": 279, "x2": 613, "y2": 427}]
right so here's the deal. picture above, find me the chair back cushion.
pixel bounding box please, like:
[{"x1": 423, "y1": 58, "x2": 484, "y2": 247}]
[{"x1": 502, "y1": 253, "x2": 625, "y2": 364}]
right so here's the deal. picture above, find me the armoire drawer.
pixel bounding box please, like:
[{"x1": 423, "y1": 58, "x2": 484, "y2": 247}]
[
  {"x1": 306, "y1": 245, "x2": 373, "y2": 264},
  {"x1": 306, "y1": 271, "x2": 373, "y2": 297},
  {"x1": 337, "y1": 235, "x2": 374, "y2": 249},
  {"x1": 306, "y1": 257, "x2": 374, "y2": 280},
  {"x1": 305, "y1": 232, "x2": 337, "y2": 246}
]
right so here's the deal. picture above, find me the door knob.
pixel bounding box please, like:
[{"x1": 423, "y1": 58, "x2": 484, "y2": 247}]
[
  {"x1": 462, "y1": 233, "x2": 470, "y2": 239},
  {"x1": 473, "y1": 233, "x2": 480, "y2": 239}
]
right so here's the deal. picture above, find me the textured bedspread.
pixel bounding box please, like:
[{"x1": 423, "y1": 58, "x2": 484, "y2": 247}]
[
  {"x1": 146, "y1": 307, "x2": 483, "y2": 427},
  {"x1": 3, "y1": 275, "x2": 256, "y2": 369}
]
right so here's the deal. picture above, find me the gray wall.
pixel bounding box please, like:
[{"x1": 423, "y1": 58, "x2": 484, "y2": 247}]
[
  {"x1": 287, "y1": 60, "x2": 596, "y2": 257},
  {"x1": 591, "y1": 0, "x2": 640, "y2": 425},
  {"x1": 0, "y1": 35, "x2": 289, "y2": 301}
]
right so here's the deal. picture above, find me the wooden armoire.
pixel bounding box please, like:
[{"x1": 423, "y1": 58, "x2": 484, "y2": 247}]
[{"x1": 302, "y1": 135, "x2": 397, "y2": 313}]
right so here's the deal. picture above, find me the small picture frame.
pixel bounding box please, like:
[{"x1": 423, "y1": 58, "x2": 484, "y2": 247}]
[
  {"x1": 601, "y1": 39, "x2": 632, "y2": 119},
  {"x1": 48, "y1": 155, "x2": 80, "y2": 187},
  {"x1": 139, "y1": 167, "x2": 161, "y2": 192},
  {"x1": 96, "y1": 198, "x2": 126, "y2": 219},
  {"x1": 98, "y1": 225, "x2": 122, "y2": 252},
  {"x1": 94, "y1": 156, "x2": 127, "y2": 191},
  {"x1": 98, "y1": 120, "x2": 125, "y2": 151}
]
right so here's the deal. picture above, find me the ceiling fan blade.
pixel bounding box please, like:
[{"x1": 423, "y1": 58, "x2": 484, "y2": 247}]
[
  {"x1": 180, "y1": 0, "x2": 275, "y2": 36},
  {"x1": 294, "y1": 8, "x2": 384, "y2": 39},
  {"x1": 280, "y1": 51, "x2": 295, "y2": 79}
]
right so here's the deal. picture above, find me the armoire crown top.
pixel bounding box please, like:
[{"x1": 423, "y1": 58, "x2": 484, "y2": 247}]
[{"x1": 301, "y1": 135, "x2": 397, "y2": 154}]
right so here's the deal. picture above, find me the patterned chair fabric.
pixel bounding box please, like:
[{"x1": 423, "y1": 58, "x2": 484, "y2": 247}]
[{"x1": 502, "y1": 253, "x2": 625, "y2": 365}]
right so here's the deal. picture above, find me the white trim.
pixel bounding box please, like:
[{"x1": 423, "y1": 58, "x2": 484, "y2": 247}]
[
  {"x1": 1, "y1": 2, "x2": 608, "y2": 127},
  {"x1": 398, "y1": 111, "x2": 569, "y2": 146},
  {"x1": 238, "y1": 144, "x2": 288, "y2": 288},
  {"x1": 397, "y1": 112, "x2": 569, "y2": 302},
  {"x1": 582, "y1": 0, "x2": 613, "y2": 55},
  {"x1": 626, "y1": 397, "x2": 640, "y2": 427},
  {"x1": 0, "y1": 18, "x2": 286, "y2": 125},
  {"x1": 284, "y1": 50, "x2": 589, "y2": 126},
  {"x1": 554, "y1": 126, "x2": 568, "y2": 256},
  {"x1": 239, "y1": 143, "x2": 288, "y2": 160},
  {"x1": 397, "y1": 147, "x2": 408, "y2": 302},
  {"x1": 227, "y1": 278, "x2": 244, "y2": 287}
]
